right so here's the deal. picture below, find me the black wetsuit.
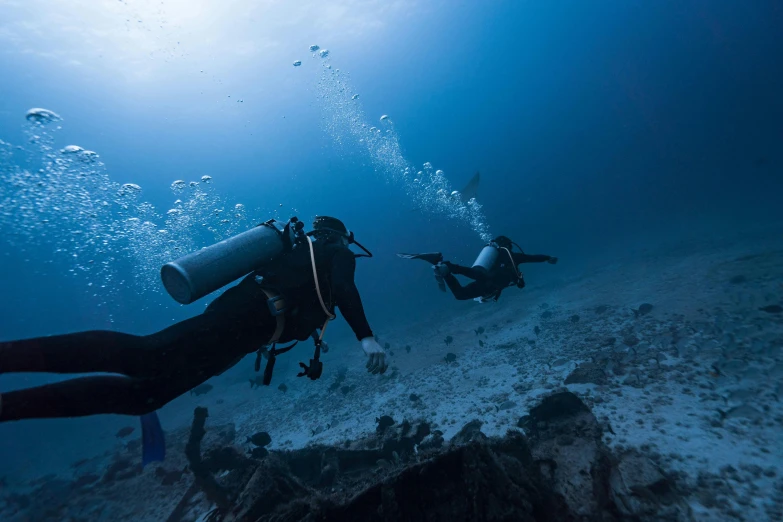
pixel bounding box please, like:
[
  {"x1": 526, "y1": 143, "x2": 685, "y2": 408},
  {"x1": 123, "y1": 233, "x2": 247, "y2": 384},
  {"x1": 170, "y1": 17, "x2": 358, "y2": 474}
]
[
  {"x1": 443, "y1": 251, "x2": 553, "y2": 301},
  {"x1": 0, "y1": 240, "x2": 373, "y2": 422}
]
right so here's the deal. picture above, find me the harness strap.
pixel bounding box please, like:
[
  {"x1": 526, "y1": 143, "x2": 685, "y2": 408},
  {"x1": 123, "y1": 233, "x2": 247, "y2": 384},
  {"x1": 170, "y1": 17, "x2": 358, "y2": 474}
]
[
  {"x1": 261, "y1": 288, "x2": 286, "y2": 343},
  {"x1": 500, "y1": 246, "x2": 523, "y2": 285},
  {"x1": 306, "y1": 236, "x2": 336, "y2": 322}
]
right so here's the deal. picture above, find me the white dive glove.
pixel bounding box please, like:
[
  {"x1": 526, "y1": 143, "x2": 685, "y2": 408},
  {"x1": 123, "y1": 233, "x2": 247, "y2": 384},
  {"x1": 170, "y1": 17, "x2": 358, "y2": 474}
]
[{"x1": 360, "y1": 337, "x2": 388, "y2": 375}]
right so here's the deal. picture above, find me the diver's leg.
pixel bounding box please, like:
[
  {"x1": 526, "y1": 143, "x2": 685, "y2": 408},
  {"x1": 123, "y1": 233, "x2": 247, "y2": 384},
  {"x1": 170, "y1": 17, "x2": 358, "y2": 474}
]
[
  {"x1": 445, "y1": 262, "x2": 487, "y2": 282},
  {"x1": 0, "y1": 314, "x2": 272, "y2": 421},
  {"x1": 0, "y1": 370, "x2": 219, "y2": 421},
  {"x1": 444, "y1": 275, "x2": 487, "y2": 301},
  {"x1": 0, "y1": 376, "x2": 157, "y2": 420},
  {"x1": 0, "y1": 331, "x2": 145, "y2": 375},
  {"x1": 0, "y1": 311, "x2": 267, "y2": 378}
]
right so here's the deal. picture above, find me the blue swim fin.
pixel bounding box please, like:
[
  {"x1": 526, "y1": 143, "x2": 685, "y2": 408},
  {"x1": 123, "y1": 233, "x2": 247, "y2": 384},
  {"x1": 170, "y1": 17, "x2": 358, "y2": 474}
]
[{"x1": 140, "y1": 411, "x2": 166, "y2": 466}]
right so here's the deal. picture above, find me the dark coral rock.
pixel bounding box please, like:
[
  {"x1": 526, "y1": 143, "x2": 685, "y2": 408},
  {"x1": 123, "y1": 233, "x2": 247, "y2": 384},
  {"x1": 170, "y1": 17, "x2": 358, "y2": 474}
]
[{"x1": 565, "y1": 365, "x2": 608, "y2": 385}]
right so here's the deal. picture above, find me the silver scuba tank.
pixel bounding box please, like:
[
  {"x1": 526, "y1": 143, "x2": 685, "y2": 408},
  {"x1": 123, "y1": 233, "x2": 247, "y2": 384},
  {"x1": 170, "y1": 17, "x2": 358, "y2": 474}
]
[
  {"x1": 160, "y1": 219, "x2": 294, "y2": 305},
  {"x1": 471, "y1": 244, "x2": 499, "y2": 274}
]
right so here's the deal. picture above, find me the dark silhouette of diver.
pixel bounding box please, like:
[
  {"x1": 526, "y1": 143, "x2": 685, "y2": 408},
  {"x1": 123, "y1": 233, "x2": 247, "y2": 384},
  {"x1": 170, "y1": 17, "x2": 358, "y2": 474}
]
[
  {"x1": 0, "y1": 216, "x2": 388, "y2": 424},
  {"x1": 399, "y1": 235, "x2": 557, "y2": 302}
]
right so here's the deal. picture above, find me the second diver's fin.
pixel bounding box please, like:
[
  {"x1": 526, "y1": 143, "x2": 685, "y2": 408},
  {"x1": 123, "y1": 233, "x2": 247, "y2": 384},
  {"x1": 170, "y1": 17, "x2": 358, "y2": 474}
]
[
  {"x1": 396, "y1": 252, "x2": 443, "y2": 265},
  {"x1": 140, "y1": 411, "x2": 166, "y2": 467}
]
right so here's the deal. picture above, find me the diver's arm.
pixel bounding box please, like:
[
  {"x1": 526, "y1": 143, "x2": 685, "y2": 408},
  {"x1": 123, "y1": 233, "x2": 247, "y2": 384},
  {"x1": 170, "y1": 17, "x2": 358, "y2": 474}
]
[
  {"x1": 513, "y1": 252, "x2": 556, "y2": 264},
  {"x1": 331, "y1": 249, "x2": 374, "y2": 341}
]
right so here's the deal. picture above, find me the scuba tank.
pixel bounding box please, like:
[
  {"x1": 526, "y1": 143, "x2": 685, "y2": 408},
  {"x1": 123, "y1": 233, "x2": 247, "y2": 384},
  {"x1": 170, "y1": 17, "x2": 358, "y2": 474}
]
[
  {"x1": 161, "y1": 217, "x2": 305, "y2": 305},
  {"x1": 471, "y1": 243, "x2": 500, "y2": 274}
]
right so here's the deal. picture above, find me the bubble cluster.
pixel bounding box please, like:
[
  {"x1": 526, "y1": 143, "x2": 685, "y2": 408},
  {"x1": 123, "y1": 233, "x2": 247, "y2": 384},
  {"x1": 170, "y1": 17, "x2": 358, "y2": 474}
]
[
  {"x1": 0, "y1": 110, "x2": 264, "y2": 300},
  {"x1": 313, "y1": 54, "x2": 491, "y2": 240}
]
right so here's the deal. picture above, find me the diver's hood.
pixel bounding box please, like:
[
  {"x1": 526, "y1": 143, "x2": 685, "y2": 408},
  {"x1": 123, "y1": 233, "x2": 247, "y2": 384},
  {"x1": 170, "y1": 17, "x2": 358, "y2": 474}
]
[{"x1": 306, "y1": 218, "x2": 372, "y2": 259}]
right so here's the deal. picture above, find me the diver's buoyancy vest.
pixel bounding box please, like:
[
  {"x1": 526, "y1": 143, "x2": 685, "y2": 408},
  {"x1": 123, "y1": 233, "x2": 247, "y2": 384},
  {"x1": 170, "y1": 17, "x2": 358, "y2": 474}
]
[{"x1": 472, "y1": 243, "x2": 524, "y2": 290}]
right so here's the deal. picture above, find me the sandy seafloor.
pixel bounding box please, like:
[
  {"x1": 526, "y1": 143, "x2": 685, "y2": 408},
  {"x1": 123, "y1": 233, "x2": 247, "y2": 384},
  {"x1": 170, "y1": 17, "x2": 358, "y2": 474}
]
[{"x1": 2, "y1": 222, "x2": 782, "y2": 521}]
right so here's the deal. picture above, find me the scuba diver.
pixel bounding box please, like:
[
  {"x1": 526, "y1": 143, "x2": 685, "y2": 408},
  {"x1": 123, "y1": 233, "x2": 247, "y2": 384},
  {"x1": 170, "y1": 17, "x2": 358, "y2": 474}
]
[
  {"x1": 398, "y1": 235, "x2": 557, "y2": 302},
  {"x1": 0, "y1": 216, "x2": 387, "y2": 425}
]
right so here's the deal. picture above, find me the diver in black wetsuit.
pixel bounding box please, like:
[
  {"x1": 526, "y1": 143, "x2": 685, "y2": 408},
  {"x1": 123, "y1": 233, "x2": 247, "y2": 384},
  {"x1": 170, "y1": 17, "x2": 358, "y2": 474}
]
[
  {"x1": 0, "y1": 216, "x2": 387, "y2": 423},
  {"x1": 398, "y1": 235, "x2": 557, "y2": 302}
]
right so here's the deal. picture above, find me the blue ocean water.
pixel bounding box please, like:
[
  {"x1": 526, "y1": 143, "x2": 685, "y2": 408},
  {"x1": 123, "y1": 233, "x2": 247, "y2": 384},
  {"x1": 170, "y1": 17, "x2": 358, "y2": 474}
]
[{"x1": 1, "y1": 1, "x2": 782, "y2": 520}]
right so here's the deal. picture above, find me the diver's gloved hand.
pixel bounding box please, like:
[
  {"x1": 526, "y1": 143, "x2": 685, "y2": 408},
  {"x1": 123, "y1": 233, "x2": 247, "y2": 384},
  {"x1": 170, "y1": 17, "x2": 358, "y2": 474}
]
[
  {"x1": 360, "y1": 337, "x2": 388, "y2": 375},
  {"x1": 547, "y1": 257, "x2": 558, "y2": 264},
  {"x1": 435, "y1": 262, "x2": 451, "y2": 276},
  {"x1": 320, "y1": 340, "x2": 329, "y2": 354},
  {"x1": 433, "y1": 263, "x2": 449, "y2": 292}
]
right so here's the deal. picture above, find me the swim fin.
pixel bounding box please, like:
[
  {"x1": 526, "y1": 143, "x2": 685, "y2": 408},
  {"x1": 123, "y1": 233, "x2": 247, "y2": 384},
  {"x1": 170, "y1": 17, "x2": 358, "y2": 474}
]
[
  {"x1": 396, "y1": 252, "x2": 443, "y2": 265},
  {"x1": 140, "y1": 411, "x2": 166, "y2": 467}
]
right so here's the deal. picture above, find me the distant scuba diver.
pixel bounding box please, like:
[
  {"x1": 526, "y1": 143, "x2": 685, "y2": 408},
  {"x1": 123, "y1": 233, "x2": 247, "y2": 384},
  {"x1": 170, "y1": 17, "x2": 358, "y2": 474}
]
[
  {"x1": 398, "y1": 235, "x2": 557, "y2": 302},
  {"x1": 0, "y1": 216, "x2": 387, "y2": 427}
]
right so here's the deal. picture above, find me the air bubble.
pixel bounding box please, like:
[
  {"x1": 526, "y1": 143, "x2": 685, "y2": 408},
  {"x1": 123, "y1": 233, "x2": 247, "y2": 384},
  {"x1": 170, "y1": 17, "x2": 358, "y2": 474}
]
[{"x1": 25, "y1": 108, "x2": 62, "y2": 124}]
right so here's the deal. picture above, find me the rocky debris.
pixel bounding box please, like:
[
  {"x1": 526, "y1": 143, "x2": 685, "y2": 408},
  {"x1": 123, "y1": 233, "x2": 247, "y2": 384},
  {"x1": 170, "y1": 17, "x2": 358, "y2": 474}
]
[
  {"x1": 418, "y1": 430, "x2": 445, "y2": 451},
  {"x1": 249, "y1": 447, "x2": 269, "y2": 460},
  {"x1": 277, "y1": 383, "x2": 288, "y2": 393},
  {"x1": 760, "y1": 304, "x2": 782, "y2": 314},
  {"x1": 444, "y1": 352, "x2": 457, "y2": 363},
  {"x1": 610, "y1": 449, "x2": 685, "y2": 519},
  {"x1": 564, "y1": 363, "x2": 608, "y2": 385},
  {"x1": 519, "y1": 391, "x2": 614, "y2": 518},
  {"x1": 155, "y1": 467, "x2": 188, "y2": 486},
  {"x1": 451, "y1": 419, "x2": 487, "y2": 445},
  {"x1": 634, "y1": 303, "x2": 654, "y2": 318},
  {"x1": 160, "y1": 391, "x2": 690, "y2": 522}
]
